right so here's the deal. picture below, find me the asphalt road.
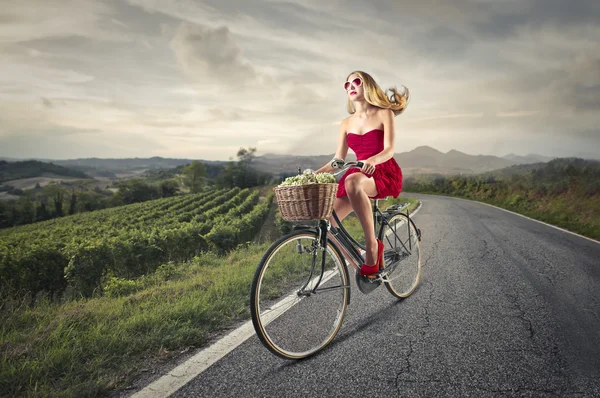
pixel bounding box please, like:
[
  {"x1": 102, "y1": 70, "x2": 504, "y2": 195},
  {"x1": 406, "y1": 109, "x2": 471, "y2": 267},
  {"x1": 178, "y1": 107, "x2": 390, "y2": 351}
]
[{"x1": 170, "y1": 193, "x2": 600, "y2": 398}]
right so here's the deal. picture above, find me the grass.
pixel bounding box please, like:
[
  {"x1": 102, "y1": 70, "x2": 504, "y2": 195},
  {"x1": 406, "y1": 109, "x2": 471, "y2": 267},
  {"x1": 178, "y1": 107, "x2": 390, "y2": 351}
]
[
  {"x1": 410, "y1": 188, "x2": 600, "y2": 241},
  {"x1": 0, "y1": 244, "x2": 270, "y2": 397},
  {"x1": 340, "y1": 196, "x2": 421, "y2": 244}
]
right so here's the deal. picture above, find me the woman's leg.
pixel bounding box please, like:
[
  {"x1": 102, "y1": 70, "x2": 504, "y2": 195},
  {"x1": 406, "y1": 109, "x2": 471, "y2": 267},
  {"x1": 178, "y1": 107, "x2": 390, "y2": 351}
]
[
  {"x1": 328, "y1": 196, "x2": 354, "y2": 228},
  {"x1": 344, "y1": 173, "x2": 379, "y2": 266}
]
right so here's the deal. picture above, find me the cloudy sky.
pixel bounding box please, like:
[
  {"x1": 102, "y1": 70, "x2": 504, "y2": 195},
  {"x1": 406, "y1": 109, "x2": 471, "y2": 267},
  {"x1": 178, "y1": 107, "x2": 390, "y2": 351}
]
[{"x1": 1, "y1": 0, "x2": 599, "y2": 161}]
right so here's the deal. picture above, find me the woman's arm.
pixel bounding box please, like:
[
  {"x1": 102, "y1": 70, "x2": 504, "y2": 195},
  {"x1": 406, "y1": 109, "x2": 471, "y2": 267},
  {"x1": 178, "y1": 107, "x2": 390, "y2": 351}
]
[
  {"x1": 366, "y1": 109, "x2": 395, "y2": 165},
  {"x1": 316, "y1": 120, "x2": 348, "y2": 174}
]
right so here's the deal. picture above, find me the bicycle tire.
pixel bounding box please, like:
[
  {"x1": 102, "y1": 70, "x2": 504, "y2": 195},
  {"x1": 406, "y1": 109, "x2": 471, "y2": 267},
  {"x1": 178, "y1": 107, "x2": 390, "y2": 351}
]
[
  {"x1": 250, "y1": 229, "x2": 350, "y2": 359},
  {"x1": 378, "y1": 212, "x2": 422, "y2": 299}
]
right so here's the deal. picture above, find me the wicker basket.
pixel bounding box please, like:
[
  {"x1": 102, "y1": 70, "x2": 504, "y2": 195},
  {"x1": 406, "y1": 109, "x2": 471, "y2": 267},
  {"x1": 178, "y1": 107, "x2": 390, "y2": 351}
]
[{"x1": 274, "y1": 183, "x2": 338, "y2": 221}]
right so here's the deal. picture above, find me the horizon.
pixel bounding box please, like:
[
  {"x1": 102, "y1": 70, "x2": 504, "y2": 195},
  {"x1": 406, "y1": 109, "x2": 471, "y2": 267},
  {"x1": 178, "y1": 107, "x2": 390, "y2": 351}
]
[
  {"x1": 1, "y1": 1, "x2": 599, "y2": 161},
  {"x1": 0, "y1": 144, "x2": 589, "y2": 163}
]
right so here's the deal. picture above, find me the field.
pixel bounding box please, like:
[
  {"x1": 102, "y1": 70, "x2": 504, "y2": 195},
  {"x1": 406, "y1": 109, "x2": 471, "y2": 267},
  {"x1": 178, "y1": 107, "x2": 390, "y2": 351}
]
[
  {"x1": 0, "y1": 192, "x2": 20, "y2": 201},
  {"x1": 0, "y1": 176, "x2": 82, "y2": 190},
  {"x1": 0, "y1": 185, "x2": 274, "y2": 301}
]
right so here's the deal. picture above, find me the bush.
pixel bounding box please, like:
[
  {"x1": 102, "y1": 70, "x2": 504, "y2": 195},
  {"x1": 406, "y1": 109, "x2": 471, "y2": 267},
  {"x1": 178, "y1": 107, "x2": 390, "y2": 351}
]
[
  {"x1": 155, "y1": 261, "x2": 182, "y2": 281},
  {"x1": 103, "y1": 276, "x2": 145, "y2": 298},
  {"x1": 274, "y1": 208, "x2": 293, "y2": 235},
  {"x1": 205, "y1": 224, "x2": 240, "y2": 254}
]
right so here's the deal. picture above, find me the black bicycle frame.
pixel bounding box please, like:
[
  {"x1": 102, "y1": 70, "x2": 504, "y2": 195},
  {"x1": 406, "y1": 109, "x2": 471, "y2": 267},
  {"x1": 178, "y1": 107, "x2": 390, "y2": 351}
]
[
  {"x1": 305, "y1": 200, "x2": 414, "y2": 298},
  {"x1": 329, "y1": 200, "x2": 390, "y2": 256}
]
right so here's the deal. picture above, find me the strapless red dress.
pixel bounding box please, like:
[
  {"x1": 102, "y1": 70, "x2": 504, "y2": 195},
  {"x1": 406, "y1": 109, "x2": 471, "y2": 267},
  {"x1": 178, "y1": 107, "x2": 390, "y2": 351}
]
[{"x1": 336, "y1": 129, "x2": 403, "y2": 199}]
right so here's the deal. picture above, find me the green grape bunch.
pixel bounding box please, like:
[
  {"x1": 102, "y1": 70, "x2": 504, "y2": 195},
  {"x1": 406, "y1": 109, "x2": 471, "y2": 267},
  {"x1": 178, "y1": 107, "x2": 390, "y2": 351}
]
[{"x1": 279, "y1": 169, "x2": 337, "y2": 186}]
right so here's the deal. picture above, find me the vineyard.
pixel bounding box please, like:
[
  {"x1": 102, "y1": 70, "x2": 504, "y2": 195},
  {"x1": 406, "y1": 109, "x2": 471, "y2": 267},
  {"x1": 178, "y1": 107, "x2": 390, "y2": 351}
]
[{"x1": 0, "y1": 186, "x2": 274, "y2": 300}]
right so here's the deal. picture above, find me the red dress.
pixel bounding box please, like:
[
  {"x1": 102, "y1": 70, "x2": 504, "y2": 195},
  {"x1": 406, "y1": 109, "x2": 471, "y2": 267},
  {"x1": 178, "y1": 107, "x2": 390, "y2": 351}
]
[{"x1": 336, "y1": 129, "x2": 403, "y2": 199}]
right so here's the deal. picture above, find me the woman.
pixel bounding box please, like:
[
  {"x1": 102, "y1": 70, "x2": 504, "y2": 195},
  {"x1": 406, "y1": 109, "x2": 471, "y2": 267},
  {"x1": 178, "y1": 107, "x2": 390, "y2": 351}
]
[{"x1": 316, "y1": 70, "x2": 409, "y2": 276}]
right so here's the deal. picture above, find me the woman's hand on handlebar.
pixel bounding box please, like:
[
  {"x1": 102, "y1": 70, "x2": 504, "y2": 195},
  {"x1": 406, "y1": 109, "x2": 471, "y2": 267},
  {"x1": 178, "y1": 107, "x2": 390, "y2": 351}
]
[
  {"x1": 330, "y1": 158, "x2": 367, "y2": 175},
  {"x1": 360, "y1": 159, "x2": 376, "y2": 175}
]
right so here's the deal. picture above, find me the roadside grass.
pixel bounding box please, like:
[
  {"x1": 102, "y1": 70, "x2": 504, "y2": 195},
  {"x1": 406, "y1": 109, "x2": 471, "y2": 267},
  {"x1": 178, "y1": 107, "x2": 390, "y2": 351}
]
[
  {"x1": 341, "y1": 196, "x2": 421, "y2": 243},
  {"x1": 1, "y1": 243, "x2": 270, "y2": 397},
  {"x1": 409, "y1": 189, "x2": 599, "y2": 241}
]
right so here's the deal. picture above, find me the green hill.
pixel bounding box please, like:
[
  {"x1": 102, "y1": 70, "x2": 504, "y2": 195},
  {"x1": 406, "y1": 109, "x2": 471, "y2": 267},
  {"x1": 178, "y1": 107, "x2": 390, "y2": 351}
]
[
  {"x1": 404, "y1": 157, "x2": 600, "y2": 240},
  {"x1": 0, "y1": 160, "x2": 89, "y2": 183}
]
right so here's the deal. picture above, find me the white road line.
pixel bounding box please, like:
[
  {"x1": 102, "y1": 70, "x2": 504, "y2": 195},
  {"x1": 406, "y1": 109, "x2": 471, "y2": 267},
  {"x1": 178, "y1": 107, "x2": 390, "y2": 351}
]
[
  {"x1": 444, "y1": 194, "x2": 600, "y2": 245},
  {"x1": 130, "y1": 264, "x2": 341, "y2": 397},
  {"x1": 131, "y1": 320, "x2": 257, "y2": 398}
]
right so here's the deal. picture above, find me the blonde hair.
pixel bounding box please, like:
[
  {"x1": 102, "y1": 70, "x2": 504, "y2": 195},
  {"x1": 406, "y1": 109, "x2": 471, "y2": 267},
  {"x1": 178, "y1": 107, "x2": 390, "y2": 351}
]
[{"x1": 345, "y1": 70, "x2": 410, "y2": 116}]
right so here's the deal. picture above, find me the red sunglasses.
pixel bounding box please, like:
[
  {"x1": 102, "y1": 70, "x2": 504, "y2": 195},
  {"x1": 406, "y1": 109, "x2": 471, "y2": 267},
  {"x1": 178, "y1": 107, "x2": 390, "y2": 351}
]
[{"x1": 344, "y1": 77, "x2": 362, "y2": 91}]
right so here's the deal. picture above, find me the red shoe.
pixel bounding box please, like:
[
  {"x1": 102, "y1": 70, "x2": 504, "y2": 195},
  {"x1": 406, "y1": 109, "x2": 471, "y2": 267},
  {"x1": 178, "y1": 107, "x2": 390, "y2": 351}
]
[{"x1": 360, "y1": 239, "x2": 384, "y2": 277}]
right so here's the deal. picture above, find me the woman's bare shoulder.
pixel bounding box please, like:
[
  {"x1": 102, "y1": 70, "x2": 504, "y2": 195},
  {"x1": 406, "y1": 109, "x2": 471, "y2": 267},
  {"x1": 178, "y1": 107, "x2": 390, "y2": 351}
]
[
  {"x1": 342, "y1": 115, "x2": 353, "y2": 124},
  {"x1": 339, "y1": 116, "x2": 352, "y2": 130},
  {"x1": 376, "y1": 107, "x2": 393, "y2": 118},
  {"x1": 375, "y1": 108, "x2": 393, "y2": 127}
]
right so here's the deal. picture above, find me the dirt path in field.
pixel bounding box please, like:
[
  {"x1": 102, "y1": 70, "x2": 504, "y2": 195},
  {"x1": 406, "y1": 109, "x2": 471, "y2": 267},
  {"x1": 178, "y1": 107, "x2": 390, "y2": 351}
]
[{"x1": 254, "y1": 185, "x2": 279, "y2": 244}]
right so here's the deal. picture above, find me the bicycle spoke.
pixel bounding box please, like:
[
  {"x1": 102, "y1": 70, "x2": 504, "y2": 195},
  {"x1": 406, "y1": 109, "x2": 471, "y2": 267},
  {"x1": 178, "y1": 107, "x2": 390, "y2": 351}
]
[
  {"x1": 251, "y1": 231, "x2": 349, "y2": 359},
  {"x1": 379, "y1": 213, "x2": 422, "y2": 298}
]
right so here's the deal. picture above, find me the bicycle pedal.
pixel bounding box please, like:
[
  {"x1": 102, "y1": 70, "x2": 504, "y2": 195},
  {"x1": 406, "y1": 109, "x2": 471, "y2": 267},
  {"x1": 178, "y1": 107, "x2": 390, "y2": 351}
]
[{"x1": 363, "y1": 268, "x2": 386, "y2": 280}]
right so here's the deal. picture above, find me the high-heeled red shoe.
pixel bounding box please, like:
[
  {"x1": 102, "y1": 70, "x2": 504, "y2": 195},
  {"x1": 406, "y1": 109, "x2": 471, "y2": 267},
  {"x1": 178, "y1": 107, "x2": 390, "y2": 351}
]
[{"x1": 360, "y1": 239, "x2": 384, "y2": 277}]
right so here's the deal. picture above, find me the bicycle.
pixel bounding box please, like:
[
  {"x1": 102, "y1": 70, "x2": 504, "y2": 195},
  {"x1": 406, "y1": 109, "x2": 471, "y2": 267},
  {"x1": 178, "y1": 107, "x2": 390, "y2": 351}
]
[{"x1": 250, "y1": 159, "x2": 423, "y2": 359}]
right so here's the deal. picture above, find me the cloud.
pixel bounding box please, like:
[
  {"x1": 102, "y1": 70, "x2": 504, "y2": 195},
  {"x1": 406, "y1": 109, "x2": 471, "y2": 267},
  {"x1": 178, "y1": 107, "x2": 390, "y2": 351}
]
[
  {"x1": 1, "y1": 126, "x2": 165, "y2": 159},
  {"x1": 0, "y1": 0, "x2": 131, "y2": 43},
  {"x1": 170, "y1": 22, "x2": 257, "y2": 86},
  {"x1": 497, "y1": 111, "x2": 539, "y2": 117},
  {"x1": 411, "y1": 113, "x2": 485, "y2": 122},
  {"x1": 41, "y1": 98, "x2": 53, "y2": 108},
  {"x1": 558, "y1": 55, "x2": 600, "y2": 112},
  {"x1": 1, "y1": 0, "x2": 599, "y2": 161}
]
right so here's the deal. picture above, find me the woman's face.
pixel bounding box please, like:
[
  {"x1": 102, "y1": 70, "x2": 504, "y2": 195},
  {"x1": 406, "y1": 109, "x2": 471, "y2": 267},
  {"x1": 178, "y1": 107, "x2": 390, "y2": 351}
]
[{"x1": 344, "y1": 73, "x2": 364, "y2": 100}]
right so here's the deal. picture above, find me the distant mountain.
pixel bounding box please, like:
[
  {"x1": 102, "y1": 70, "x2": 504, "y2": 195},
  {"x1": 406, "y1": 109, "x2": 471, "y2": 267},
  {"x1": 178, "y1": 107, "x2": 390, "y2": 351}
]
[
  {"x1": 1, "y1": 146, "x2": 588, "y2": 179},
  {"x1": 572, "y1": 151, "x2": 600, "y2": 161},
  {"x1": 252, "y1": 153, "x2": 356, "y2": 176},
  {"x1": 252, "y1": 146, "x2": 552, "y2": 176},
  {"x1": 51, "y1": 157, "x2": 201, "y2": 172},
  {"x1": 479, "y1": 157, "x2": 600, "y2": 179},
  {"x1": 0, "y1": 157, "x2": 228, "y2": 174},
  {"x1": 502, "y1": 153, "x2": 556, "y2": 164},
  {"x1": 0, "y1": 160, "x2": 90, "y2": 183}
]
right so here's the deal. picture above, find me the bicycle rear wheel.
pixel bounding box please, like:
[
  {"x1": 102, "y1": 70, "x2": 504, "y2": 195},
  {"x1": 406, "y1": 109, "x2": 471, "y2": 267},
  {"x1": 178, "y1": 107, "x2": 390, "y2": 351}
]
[
  {"x1": 250, "y1": 229, "x2": 350, "y2": 359},
  {"x1": 378, "y1": 212, "x2": 422, "y2": 298}
]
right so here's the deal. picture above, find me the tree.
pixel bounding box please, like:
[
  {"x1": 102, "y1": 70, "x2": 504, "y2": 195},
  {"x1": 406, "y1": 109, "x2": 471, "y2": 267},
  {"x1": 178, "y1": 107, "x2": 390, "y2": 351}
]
[
  {"x1": 0, "y1": 201, "x2": 7, "y2": 228},
  {"x1": 77, "y1": 191, "x2": 103, "y2": 212},
  {"x1": 181, "y1": 161, "x2": 207, "y2": 193},
  {"x1": 216, "y1": 147, "x2": 274, "y2": 189},
  {"x1": 113, "y1": 179, "x2": 161, "y2": 204},
  {"x1": 236, "y1": 147, "x2": 258, "y2": 187},
  {"x1": 8, "y1": 204, "x2": 17, "y2": 226},
  {"x1": 160, "y1": 179, "x2": 179, "y2": 197},
  {"x1": 44, "y1": 184, "x2": 66, "y2": 217},
  {"x1": 17, "y1": 196, "x2": 35, "y2": 224},
  {"x1": 69, "y1": 189, "x2": 77, "y2": 215},
  {"x1": 36, "y1": 200, "x2": 51, "y2": 221},
  {"x1": 237, "y1": 147, "x2": 257, "y2": 165},
  {"x1": 215, "y1": 159, "x2": 236, "y2": 188}
]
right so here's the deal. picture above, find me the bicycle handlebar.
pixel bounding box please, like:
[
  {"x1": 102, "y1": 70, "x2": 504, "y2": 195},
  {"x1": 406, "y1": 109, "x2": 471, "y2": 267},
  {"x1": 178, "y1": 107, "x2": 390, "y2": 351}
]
[{"x1": 330, "y1": 158, "x2": 364, "y2": 176}]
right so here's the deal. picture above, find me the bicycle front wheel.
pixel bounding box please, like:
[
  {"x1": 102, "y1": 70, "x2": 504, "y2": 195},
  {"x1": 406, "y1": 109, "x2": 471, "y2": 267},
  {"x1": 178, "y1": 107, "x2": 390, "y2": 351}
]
[
  {"x1": 379, "y1": 212, "x2": 422, "y2": 299},
  {"x1": 250, "y1": 229, "x2": 349, "y2": 359}
]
